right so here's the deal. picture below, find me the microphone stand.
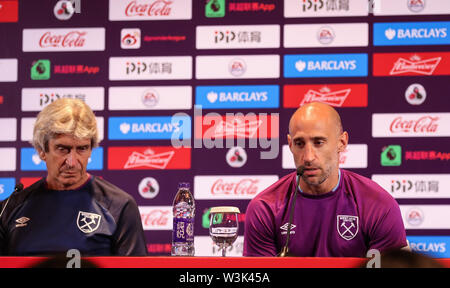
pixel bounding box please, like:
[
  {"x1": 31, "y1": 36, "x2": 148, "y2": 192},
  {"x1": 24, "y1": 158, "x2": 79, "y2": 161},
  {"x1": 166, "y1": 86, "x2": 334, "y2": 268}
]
[
  {"x1": 0, "y1": 183, "x2": 24, "y2": 219},
  {"x1": 278, "y1": 169, "x2": 303, "y2": 257}
]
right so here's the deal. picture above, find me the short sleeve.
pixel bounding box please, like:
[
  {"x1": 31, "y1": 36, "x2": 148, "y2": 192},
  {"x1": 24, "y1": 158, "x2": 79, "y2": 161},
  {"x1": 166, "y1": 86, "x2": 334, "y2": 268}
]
[
  {"x1": 243, "y1": 199, "x2": 278, "y2": 256},
  {"x1": 367, "y1": 202, "x2": 407, "y2": 253},
  {"x1": 111, "y1": 198, "x2": 148, "y2": 256}
]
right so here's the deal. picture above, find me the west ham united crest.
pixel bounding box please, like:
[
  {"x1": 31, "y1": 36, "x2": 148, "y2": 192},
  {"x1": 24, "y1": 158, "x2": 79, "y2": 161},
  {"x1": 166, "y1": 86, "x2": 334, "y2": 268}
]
[
  {"x1": 77, "y1": 211, "x2": 102, "y2": 234},
  {"x1": 337, "y1": 215, "x2": 359, "y2": 240}
]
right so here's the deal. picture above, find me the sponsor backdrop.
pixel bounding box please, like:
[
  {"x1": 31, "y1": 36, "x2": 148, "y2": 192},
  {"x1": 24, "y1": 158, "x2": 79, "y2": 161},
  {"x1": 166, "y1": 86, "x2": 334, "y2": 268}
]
[{"x1": 0, "y1": 0, "x2": 449, "y2": 257}]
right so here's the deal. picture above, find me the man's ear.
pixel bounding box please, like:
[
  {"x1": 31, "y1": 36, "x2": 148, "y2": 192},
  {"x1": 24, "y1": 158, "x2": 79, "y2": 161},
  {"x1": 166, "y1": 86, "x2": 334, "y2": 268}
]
[
  {"x1": 287, "y1": 134, "x2": 293, "y2": 151},
  {"x1": 37, "y1": 148, "x2": 46, "y2": 161},
  {"x1": 338, "y1": 131, "x2": 349, "y2": 153}
]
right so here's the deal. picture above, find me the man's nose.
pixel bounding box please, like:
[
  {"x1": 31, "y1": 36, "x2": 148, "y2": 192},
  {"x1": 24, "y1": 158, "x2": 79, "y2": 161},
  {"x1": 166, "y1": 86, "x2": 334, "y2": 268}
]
[
  {"x1": 65, "y1": 150, "x2": 76, "y2": 167},
  {"x1": 303, "y1": 143, "x2": 315, "y2": 163}
]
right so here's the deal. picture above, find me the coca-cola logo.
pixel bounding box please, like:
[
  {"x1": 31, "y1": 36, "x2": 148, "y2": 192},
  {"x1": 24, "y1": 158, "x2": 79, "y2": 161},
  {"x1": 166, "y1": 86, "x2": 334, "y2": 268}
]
[
  {"x1": 211, "y1": 179, "x2": 259, "y2": 195},
  {"x1": 39, "y1": 31, "x2": 86, "y2": 48},
  {"x1": 125, "y1": 0, "x2": 172, "y2": 17},
  {"x1": 140, "y1": 208, "x2": 170, "y2": 228},
  {"x1": 390, "y1": 116, "x2": 439, "y2": 133}
]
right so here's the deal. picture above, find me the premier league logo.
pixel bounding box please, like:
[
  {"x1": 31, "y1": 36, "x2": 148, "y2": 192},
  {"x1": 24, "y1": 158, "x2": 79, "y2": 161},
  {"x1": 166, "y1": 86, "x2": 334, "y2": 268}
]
[
  {"x1": 77, "y1": 211, "x2": 102, "y2": 234},
  {"x1": 337, "y1": 215, "x2": 359, "y2": 240}
]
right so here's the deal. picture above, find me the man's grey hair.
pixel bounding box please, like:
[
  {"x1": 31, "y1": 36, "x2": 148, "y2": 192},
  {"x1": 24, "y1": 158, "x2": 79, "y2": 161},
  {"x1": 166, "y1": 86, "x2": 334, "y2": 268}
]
[{"x1": 32, "y1": 98, "x2": 99, "y2": 152}]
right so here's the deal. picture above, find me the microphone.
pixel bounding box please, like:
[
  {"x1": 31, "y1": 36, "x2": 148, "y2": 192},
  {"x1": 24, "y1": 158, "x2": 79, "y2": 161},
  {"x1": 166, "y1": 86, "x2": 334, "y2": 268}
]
[
  {"x1": 0, "y1": 183, "x2": 24, "y2": 219},
  {"x1": 278, "y1": 167, "x2": 303, "y2": 257}
]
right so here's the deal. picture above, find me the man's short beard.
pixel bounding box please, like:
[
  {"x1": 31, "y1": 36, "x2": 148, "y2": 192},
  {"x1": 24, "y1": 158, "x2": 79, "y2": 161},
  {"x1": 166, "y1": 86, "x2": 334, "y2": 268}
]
[{"x1": 302, "y1": 166, "x2": 332, "y2": 186}]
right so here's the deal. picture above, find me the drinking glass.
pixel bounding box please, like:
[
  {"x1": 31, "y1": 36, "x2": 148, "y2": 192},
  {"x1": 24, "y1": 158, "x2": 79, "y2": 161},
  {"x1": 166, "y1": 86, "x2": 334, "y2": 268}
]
[{"x1": 209, "y1": 206, "x2": 240, "y2": 257}]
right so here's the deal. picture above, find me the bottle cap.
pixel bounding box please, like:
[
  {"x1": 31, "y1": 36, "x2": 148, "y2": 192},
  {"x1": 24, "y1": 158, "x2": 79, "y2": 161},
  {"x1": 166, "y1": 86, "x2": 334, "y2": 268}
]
[
  {"x1": 210, "y1": 206, "x2": 240, "y2": 214},
  {"x1": 178, "y1": 182, "x2": 190, "y2": 189}
]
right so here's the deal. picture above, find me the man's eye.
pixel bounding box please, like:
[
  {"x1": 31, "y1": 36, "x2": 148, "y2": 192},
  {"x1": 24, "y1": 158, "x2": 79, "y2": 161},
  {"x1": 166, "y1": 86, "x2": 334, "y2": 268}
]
[{"x1": 57, "y1": 147, "x2": 69, "y2": 153}]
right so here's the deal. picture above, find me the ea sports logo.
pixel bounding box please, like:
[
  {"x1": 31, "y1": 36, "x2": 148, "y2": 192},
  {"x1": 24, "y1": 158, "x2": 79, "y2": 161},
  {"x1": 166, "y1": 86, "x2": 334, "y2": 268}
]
[
  {"x1": 406, "y1": 207, "x2": 424, "y2": 226},
  {"x1": 317, "y1": 26, "x2": 335, "y2": 45},
  {"x1": 229, "y1": 58, "x2": 246, "y2": 77},
  {"x1": 407, "y1": 0, "x2": 426, "y2": 13}
]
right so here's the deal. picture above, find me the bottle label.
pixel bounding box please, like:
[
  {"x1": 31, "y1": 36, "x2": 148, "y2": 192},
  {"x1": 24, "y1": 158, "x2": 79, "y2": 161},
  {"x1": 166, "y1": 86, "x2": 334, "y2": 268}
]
[{"x1": 173, "y1": 218, "x2": 194, "y2": 243}]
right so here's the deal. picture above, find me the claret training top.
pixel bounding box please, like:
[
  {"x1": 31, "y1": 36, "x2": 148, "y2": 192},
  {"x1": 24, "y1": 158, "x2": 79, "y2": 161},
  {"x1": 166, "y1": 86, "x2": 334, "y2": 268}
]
[
  {"x1": 0, "y1": 176, "x2": 147, "y2": 256},
  {"x1": 244, "y1": 169, "x2": 407, "y2": 257}
]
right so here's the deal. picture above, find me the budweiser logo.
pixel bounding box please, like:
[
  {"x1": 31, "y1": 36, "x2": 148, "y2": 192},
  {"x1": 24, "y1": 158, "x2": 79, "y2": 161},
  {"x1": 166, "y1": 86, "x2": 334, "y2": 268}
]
[
  {"x1": 390, "y1": 55, "x2": 441, "y2": 75},
  {"x1": 140, "y1": 208, "x2": 171, "y2": 229},
  {"x1": 125, "y1": 0, "x2": 172, "y2": 17},
  {"x1": 301, "y1": 86, "x2": 350, "y2": 107},
  {"x1": 214, "y1": 119, "x2": 262, "y2": 138},
  {"x1": 390, "y1": 116, "x2": 439, "y2": 133},
  {"x1": 39, "y1": 31, "x2": 86, "y2": 48},
  {"x1": 124, "y1": 149, "x2": 174, "y2": 169},
  {"x1": 211, "y1": 179, "x2": 260, "y2": 195}
]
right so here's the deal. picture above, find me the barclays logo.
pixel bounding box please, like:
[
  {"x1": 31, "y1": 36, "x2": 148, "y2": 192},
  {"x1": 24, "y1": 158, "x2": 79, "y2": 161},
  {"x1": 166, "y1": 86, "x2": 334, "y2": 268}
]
[
  {"x1": 0, "y1": 178, "x2": 15, "y2": 201},
  {"x1": 284, "y1": 53, "x2": 367, "y2": 78},
  {"x1": 109, "y1": 116, "x2": 191, "y2": 140},
  {"x1": 374, "y1": 21, "x2": 450, "y2": 46},
  {"x1": 119, "y1": 122, "x2": 181, "y2": 134},
  {"x1": 196, "y1": 85, "x2": 279, "y2": 109},
  {"x1": 20, "y1": 147, "x2": 103, "y2": 171},
  {"x1": 407, "y1": 236, "x2": 450, "y2": 258},
  {"x1": 86, "y1": 147, "x2": 103, "y2": 170},
  {"x1": 21, "y1": 148, "x2": 47, "y2": 171},
  {"x1": 295, "y1": 59, "x2": 356, "y2": 72}
]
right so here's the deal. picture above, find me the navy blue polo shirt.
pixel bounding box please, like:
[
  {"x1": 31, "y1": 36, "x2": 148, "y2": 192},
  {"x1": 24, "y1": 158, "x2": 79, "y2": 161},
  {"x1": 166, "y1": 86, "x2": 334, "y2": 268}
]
[{"x1": 0, "y1": 176, "x2": 147, "y2": 256}]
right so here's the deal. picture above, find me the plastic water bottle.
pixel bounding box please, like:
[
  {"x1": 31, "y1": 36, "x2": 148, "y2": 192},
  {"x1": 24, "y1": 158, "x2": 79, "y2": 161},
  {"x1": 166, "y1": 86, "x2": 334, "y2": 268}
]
[{"x1": 171, "y1": 182, "x2": 195, "y2": 256}]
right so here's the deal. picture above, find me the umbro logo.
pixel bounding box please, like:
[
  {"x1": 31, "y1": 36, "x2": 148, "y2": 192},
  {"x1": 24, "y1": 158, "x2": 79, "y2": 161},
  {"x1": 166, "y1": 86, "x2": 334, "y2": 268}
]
[
  {"x1": 280, "y1": 222, "x2": 296, "y2": 235},
  {"x1": 15, "y1": 217, "x2": 30, "y2": 228}
]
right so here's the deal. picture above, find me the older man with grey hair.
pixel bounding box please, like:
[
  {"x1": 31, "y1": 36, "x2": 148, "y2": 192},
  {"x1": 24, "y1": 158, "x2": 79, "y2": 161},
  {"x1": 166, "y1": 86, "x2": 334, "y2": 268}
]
[{"x1": 0, "y1": 98, "x2": 147, "y2": 256}]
